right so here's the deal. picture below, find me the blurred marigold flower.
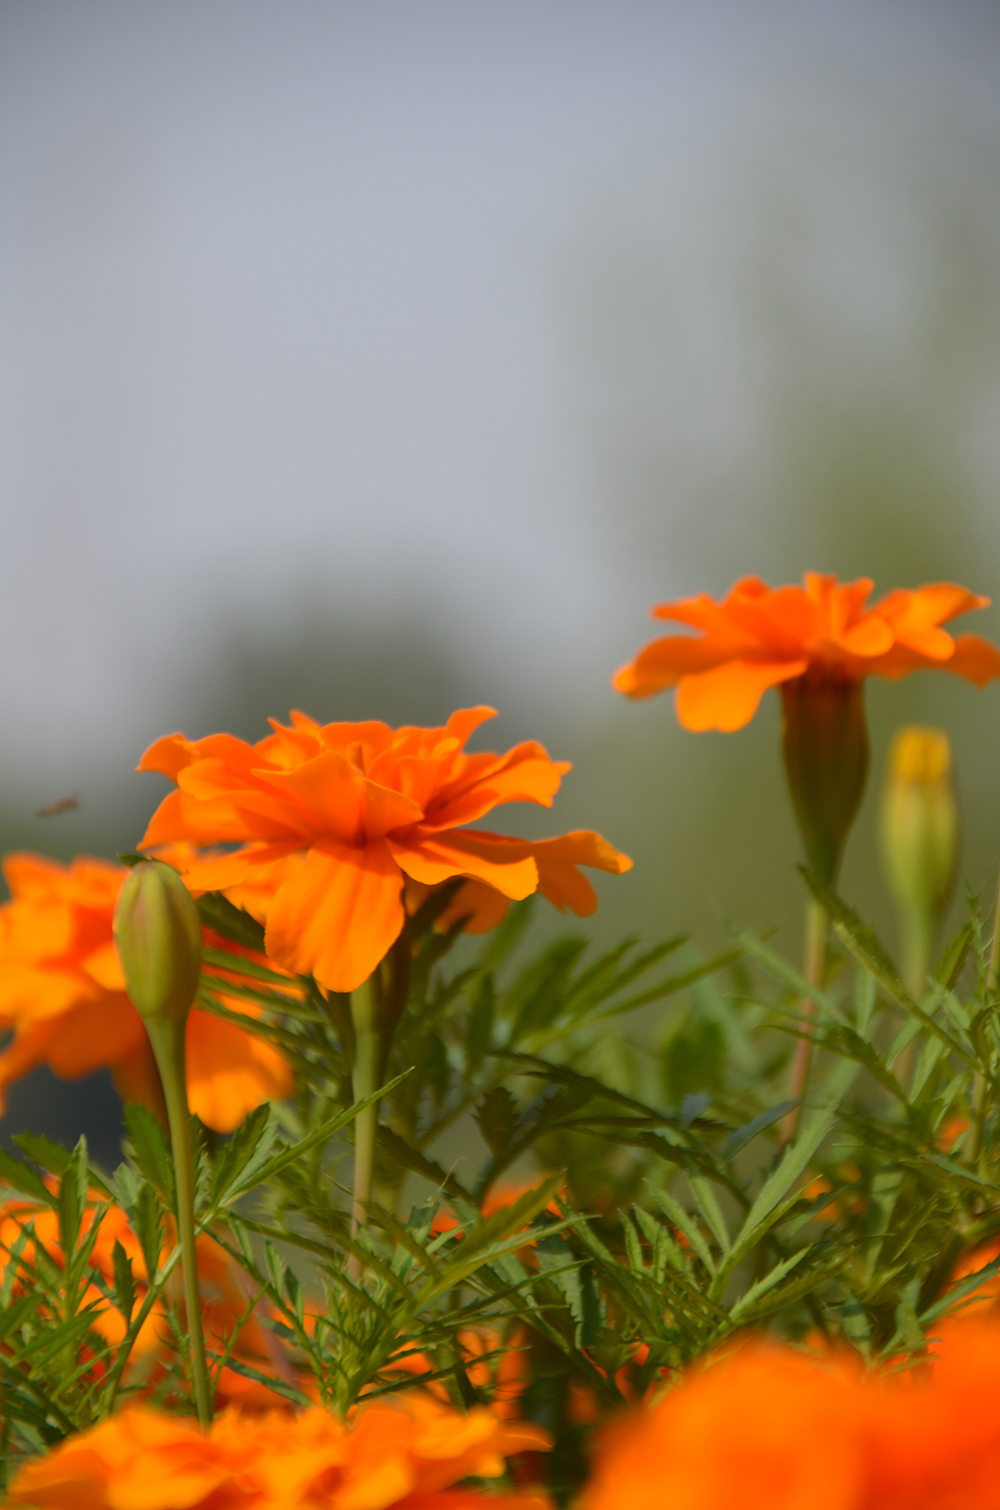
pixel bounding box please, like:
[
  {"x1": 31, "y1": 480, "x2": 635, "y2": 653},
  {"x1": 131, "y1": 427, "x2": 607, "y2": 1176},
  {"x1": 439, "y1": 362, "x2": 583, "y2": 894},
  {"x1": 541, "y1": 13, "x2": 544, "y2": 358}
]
[
  {"x1": 0, "y1": 852, "x2": 292, "y2": 1132},
  {"x1": 614, "y1": 575, "x2": 999, "y2": 884},
  {"x1": 0, "y1": 1192, "x2": 299, "y2": 1409},
  {"x1": 580, "y1": 1322, "x2": 1000, "y2": 1510},
  {"x1": 7, "y1": 1396, "x2": 552, "y2": 1510},
  {"x1": 137, "y1": 708, "x2": 631, "y2": 993},
  {"x1": 613, "y1": 574, "x2": 1000, "y2": 730}
]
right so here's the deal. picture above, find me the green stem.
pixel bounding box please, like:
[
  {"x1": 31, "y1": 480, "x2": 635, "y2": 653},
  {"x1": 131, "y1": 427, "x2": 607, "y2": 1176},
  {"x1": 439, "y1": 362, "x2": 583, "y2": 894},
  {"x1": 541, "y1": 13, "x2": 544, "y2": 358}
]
[
  {"x1": 145, "y1": 1015, "x2": 213, "y2": 1428},
  {"x1": 966, "y1": 870, "x2": 1000, "y2": 1168},
  {"x1": 781, "y1": 895, "x2": 828, "y2": 1146},
  {"x1": 895, "y1": 907, "x2": 934, "y2": 1092},
  {"x1": 348, "y1": 975, "x2": 381, "y2": 1279}
]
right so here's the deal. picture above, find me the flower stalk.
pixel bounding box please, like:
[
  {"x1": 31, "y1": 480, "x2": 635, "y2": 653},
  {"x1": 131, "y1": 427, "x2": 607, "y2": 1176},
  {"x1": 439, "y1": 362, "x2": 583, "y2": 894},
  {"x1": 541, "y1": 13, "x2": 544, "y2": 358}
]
[
  {"x1": 112, "y1": 860, "x2": 212, "y2": 1427},
  {"x1": 347, "y1": 922, "x2": 412, "y2": 1279}
]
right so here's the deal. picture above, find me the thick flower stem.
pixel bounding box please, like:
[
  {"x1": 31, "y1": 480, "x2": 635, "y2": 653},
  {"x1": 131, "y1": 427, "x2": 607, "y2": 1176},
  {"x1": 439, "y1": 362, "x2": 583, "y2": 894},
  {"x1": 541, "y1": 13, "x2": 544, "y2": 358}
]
[
  {"x1": 966, "y1": 870, "x2": 1000, "y2": 1169},
  {"x1": 781, "y1": 896, "x2": 828, "y2": 1146},
  {"x1": 349, "y1": 975, "x2": 381, "y2": 1274},
  {"x1": 144, "y1": 1016, "x2": 213, "y2": 1429}
]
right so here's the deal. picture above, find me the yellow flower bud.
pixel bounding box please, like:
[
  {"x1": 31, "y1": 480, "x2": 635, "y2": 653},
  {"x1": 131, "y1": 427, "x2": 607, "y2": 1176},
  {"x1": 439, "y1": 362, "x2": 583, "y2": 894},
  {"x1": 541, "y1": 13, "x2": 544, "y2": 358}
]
[
  {"x1": 880, "y1": 726, "x2": 959, "y2": 921},
  {"x1": 113, "y1": 860, "x2": 202, "y2": 1024}
]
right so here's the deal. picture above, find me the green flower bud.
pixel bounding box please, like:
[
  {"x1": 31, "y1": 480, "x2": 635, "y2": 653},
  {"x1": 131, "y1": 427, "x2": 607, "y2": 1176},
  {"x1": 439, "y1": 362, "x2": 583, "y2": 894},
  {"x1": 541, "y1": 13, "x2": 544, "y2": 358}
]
[
  {"x1": 880, "y1": 726, "x2": 959, "y2": 921},
  {"x1": 113, "y1": 860, "x2": 202, "y2": 1024}
]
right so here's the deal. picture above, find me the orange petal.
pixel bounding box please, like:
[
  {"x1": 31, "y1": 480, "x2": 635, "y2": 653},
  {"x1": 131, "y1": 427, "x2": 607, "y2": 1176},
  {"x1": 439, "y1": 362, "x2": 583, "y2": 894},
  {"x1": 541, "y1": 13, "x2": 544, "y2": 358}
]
[
  {"x1": 265, "y1": 839, "x2": 405, "y2": 992},
  {"x1": 613, "y1": 634, "x2": 742, "y2": 699},
  {"x1": 436, "y1": 879, "x2": 512, "y2": 934},
  {"x1": 136, "y1": 732, "x2": 199, "y2": 779},
  {"x1": 675, "y1": 659, "x2": 806, "y2": 732},
  {"x1": 388, "y1": 830, "x2": 539, "y2": 900},
  {"x1": 185, "y1": 1008, "x2": 292, "y2": 1132},
  {"x1": 946, "y1": 633, "x2": 1000, "y2": 685}
]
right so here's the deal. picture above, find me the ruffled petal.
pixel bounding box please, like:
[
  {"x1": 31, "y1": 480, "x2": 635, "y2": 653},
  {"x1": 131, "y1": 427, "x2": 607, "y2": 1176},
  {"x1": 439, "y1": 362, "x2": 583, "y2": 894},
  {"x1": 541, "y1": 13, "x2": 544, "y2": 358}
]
[
  {"x1": 388, "y1": 830, "x2": 539, "y2": 900},
  {"x1": 265, "y1": 839, "x2": 405, "y2": 992}
]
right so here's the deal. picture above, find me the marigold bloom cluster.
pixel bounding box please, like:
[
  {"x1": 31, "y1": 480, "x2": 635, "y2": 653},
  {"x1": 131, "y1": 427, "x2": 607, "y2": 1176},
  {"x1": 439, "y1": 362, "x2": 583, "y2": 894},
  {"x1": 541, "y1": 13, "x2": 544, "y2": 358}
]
[
  {"x1": 581, "y1": 1322, "x2": 1000, "y2": 1510},
  {"x1": 0, "y1": 853, "x2": 291, "y2": 1131},
  {"x1": 614, "y1": 574, "x2": 1000, "y2": 730},
  {"x1": 137, "y1": 707, "x2": 631, "y2": 992},
  {"x1": 7, "y1": 1397, "x2": 552, "y2": 1510}
]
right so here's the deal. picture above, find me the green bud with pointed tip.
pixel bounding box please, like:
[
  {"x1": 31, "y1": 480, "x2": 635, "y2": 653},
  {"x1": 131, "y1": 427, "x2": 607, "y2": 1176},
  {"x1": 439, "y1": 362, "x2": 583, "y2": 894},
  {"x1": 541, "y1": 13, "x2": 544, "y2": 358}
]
[{"x1": 113, "y1": 860, "x2": 202, "y2": 1024}]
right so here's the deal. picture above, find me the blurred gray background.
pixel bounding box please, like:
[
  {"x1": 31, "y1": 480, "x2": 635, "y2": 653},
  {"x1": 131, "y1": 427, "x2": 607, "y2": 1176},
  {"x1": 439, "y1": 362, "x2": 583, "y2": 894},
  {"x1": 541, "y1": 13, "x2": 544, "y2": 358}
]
[{"x1": 4, "y1": 0, "x2": 1000, "y2": 1162}]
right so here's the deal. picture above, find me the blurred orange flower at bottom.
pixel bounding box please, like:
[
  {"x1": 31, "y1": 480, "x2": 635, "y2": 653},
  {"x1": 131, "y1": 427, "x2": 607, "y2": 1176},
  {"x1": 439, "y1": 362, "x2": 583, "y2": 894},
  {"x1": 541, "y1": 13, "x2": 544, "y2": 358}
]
[
  {"x1": 580, "y1": 1323, "x2": 1000, "y2": 1510},
  {"x1": 7, "y1": 1397, "x2": 553, "y2": 1510}
]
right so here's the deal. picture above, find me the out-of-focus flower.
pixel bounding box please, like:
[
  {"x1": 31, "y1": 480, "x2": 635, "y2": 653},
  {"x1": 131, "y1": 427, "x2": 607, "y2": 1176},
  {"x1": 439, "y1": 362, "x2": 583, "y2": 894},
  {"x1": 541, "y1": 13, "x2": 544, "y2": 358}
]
[
  {"x1": 614, "y1": 575, "x2": 999, "y2": 886},
  {"x1": 614, "y1": 575, "x2": 1000, "y2": 730},
  {"x1": 137, "y1": 708, "x2": 631, "y2": 993},
  {"x1": 580, "y1": 1322, "x2": 1000, "y2": 1510},
  {"x1": 0, "y1": 853, "x2": 292, "y2": 1131},
  {"x1": 385, "y1": 1327, "x2": 532, "y2": 1423},
  {"x1": 0, "y1": 1193, "x2": 300, "y2": 1408},
  {"x1": 7, "y1": 1396, "x2": 552, "y2": 1509}
]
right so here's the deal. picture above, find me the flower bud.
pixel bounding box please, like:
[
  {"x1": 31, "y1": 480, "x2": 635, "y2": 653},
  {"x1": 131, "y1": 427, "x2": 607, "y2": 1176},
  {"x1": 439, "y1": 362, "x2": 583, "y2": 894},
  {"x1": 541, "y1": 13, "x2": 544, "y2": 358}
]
[
  {"x1": 781, "y1": 672, "x2": 869, "y2": 887},
  {"x1": 113, "y1": 860, "x2": 202, "y2": 1024},
  {"x1": 879, "y1": 726, "x2": 959, "y2": 921}
]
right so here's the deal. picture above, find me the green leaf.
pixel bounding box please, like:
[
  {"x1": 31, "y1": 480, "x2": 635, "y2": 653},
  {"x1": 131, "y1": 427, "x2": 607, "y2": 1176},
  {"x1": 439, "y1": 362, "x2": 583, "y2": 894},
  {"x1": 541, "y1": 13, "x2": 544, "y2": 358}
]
[
  {"x1": 133, "y1": 1181, "x2": 163, "y2": 1279},
  {"x1": 112, "y1": 1240, "x2": 134, "y2": 1324},
  {"x1": 475, "y1": 1087, "x2": 519, "y2": 1160},
  {"x1": 723, "y1": 1102, "x2": 838, "y2": 1278},
  {"x1": 727, "y1": 1248, "x2": 809, "y2": 1324},
  {"x1": 646, "y1": 1184, "x2": 716, "y2": 1276},
  {"x1": 722, "y1": 1102, "x2": 796, "y2": 1160},
  {"x1": 122, "y1": 1103, "x2": 173, "y2": 1197},
  {"x1": 57, "y1": 1139, "x2": 89, "y2": 1258},
  {"x1": 0, "y1": 1151, "x2": 57, "y2": 1207},
  {"x1": 196, "y1": 892, "x2": 267, "y2": 952},
  {"x1": 799, "y1": 871, "x2": 974, "y2": 1064},
  {"x1": 10, "y1": 1134, "x2": 71, "y2": 1180},
  {"x1": 209, "y1": 1104, "x2": 277, "y2": 1207}
]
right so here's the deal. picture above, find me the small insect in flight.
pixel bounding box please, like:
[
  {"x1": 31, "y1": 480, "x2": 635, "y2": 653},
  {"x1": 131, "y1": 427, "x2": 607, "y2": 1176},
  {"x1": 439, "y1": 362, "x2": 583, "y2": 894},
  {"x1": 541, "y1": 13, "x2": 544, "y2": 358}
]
[{"x1": 34, "y1": 792, "x2": 80, "y2": 818}]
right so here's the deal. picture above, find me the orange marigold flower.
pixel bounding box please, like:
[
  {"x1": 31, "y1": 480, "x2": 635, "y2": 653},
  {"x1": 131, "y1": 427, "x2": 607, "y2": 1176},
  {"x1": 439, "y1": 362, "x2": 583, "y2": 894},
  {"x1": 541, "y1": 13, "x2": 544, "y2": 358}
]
[
  {"x1": 614, "y1": 574, "x2": 1000, "y2": 731},
  {"x1": 581, "y1": 1322, "x2": 1000, "y2": 1510},
  {"x1": 7, "y1": 1397, "x2": 552, "y2": 1509},
  {"x1": 0, "y1": 852, "x2": 292, "y2": 1132},
  {"x1": 137, "y1": 708, "x2": 631, "y2": 993},
  {"x1": 615, "y1": 575, "x2": 1000, "y2": 885}
]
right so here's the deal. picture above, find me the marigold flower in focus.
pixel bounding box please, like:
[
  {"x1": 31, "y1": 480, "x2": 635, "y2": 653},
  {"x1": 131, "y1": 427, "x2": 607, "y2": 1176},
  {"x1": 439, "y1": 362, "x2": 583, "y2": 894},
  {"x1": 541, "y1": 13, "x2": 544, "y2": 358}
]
[
  {"x1": 614, "y1": 576, "x2": 999, "y2": 883},
  {"x1": 0, "y1": 852, "x2": 292, "y2": 1132},
  {"x1": 7, "y1": 1396, "x2": 552, "y2": 1510},
  {"x1": 137, "y1": 708, "x2": 632, "y2": 993}
]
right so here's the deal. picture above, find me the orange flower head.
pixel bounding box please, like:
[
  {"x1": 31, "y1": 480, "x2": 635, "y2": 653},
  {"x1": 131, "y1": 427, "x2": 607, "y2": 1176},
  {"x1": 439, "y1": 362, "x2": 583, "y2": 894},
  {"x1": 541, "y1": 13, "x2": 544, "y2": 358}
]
[
  {"x1": 614, "y1": 574, "x2": 1000, "y2": 729},
  {"x1": 614, "y1": 576, "x2": 1000, "y2": 883},
  {"x1": 137, "y1": 707, "x2": 632, "y2": 993},
  {"x1": 581, "y1": 1321, "x2": 1000, "y2": 1510},
  {"x1": 0, "y1": 852, "x2": 292, "y2": 1132},
  {"x1": 7, "y1": 1397, "x2": 552, "y2": 1510}
]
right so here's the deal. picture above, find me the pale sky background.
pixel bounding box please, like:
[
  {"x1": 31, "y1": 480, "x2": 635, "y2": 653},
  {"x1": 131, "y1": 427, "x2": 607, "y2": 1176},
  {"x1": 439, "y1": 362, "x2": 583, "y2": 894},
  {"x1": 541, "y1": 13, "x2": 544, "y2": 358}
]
[
  {"x1": 4, "y1": 0, "x2": 1000, "y2": 796},
  {"x1": 7, "y1": 0, "x2": 1000, "y2": 1157}
]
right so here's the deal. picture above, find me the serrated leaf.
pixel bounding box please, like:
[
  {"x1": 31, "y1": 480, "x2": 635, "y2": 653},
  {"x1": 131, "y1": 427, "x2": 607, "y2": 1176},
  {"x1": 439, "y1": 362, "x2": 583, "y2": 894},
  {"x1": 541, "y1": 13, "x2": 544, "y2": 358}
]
[
  {"x1": 10, "y1": 1134, "x2": 71, "y2": 1180},
  {"x1": 112, "y1": 1239, "x2": 134, "y2": 1324},
  {"x1": 209, "y1": 1104, "x2": 276, "y2": 1206},
  {"x1": 133, "y1": 1181, "x2": 163, "y2": 1279},
  {"x1": 646, "y1": 1184, "x2": 716, "y2": 1276},
  {"x1": 123, "y1": 1103, "x2": 172, "y2": 1196},
  {"x1": 722, "y1": 1102, "x2": 838, "y2": 1279},
  {"x1": 0, "y1": 1150, "x2": 57, "y2": 1207},
  {"x1": 57, "y1": 1139, "x2": 89, "y2": 1258},
  {"x1": 727, "y1": 1248, "x2": 809, "y2": 1323},
  {"x1": 196, "y1": 892, "x2": 267, "y2": 953},
  {"x1": 723, "y1": 1101, "x2": 797, "y2": 1161}
]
